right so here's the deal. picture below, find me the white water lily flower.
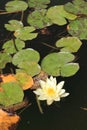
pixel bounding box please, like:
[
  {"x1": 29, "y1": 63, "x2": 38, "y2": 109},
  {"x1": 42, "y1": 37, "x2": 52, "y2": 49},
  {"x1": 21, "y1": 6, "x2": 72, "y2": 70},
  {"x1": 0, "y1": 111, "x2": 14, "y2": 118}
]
[{"x1": 33, "y1": 76, "x2": 69, "y2": 105}]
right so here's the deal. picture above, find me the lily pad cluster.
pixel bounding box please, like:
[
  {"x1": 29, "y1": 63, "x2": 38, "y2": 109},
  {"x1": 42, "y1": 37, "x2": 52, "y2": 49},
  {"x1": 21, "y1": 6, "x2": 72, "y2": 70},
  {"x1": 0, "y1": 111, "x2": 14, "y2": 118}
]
[
  {"x1": 5, "y1": 20, "x2": 38, "y2": 41},
  {"x1": 64, "y1": 0, "x2": 87, "y2": 40},
  {"x1": 0, "y1": 0, "x2": 84, "y2": 108}
]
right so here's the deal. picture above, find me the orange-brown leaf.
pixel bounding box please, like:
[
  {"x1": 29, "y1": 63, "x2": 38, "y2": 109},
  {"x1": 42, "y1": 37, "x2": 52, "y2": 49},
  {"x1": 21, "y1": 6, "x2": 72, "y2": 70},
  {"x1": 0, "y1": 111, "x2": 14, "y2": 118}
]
[{"x1": 0, "y1": 74, "x2": 16, "y2": 83}]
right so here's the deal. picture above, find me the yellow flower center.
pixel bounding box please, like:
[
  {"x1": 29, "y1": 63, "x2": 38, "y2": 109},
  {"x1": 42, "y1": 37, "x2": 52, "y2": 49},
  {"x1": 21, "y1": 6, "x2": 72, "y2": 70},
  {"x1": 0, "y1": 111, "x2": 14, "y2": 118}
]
[{"x1": 47, "y1": 88, "x2": 55, "y2": 96}]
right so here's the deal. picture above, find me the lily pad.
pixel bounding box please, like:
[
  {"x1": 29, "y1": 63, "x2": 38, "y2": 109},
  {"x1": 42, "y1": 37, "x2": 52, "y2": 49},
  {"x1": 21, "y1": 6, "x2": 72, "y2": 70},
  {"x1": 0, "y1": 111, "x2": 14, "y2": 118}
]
[
  {"x1": 5, "y1": 20, "x2": 23, "y2": 31},
  {"x1": 18, "y1": 61, "x2": 41, "y2": 77},
  {"x1": 67, "y1": 18, "x2": 87, "y2": 40},
  {"x1": 47, "y1": 5, "x2": 77, "y2": 25},
  {"x1": 41, "y1": 52, "x2": 75, "y2": 76},
  {"x1": 64, "y1": 0, "x2": 87, "y2": 15},
  {"x1": 56, "y1": 37, "x2": 82, "y2": 53},
  {"x1": 2, "y1": 39, "x2": 25, "y2": 54},
  {"x1": 15, "y1": 72, "x2": 34, "y2": 90},
  {"x1": 27, "y1": 9, "x2": 52, "y2": 29},
  {"x1": 12, "y1": 48, "x2": 40, "y2": 66},
  {"x1": 0, "y1": 82, "x2": 24, "y2": 107},
  {"x1": 61, "y1": 63, "x2": 79, "y2": 77},
  {"x1": 5, "y1": 1, "x2": 28, "y2": 12},
  {"x1": 0, "y1": 52, "x2": 12, "y2": 69},
  {"x1": 14, "y1": 26, "x2": 38, "y2": 41},
  {"x1": 28, "y1": 0, "x2": 50, "y2": 9}
]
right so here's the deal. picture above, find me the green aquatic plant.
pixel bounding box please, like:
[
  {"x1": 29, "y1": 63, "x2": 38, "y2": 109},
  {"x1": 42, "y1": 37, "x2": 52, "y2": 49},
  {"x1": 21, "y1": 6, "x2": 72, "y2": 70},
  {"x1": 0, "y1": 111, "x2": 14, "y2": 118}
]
[
  {"x1": 0, "y1": 0, "x2": 86, "y2": 114},
  {"x1": 64, "y1": 0, "x2": 87, "y2": 40},
  {"x1": 41, "y1": 52, "x2": 79, "y2": 77},
  {"x1": 0, "y1": 82, "x2": 24, "y2": 107}
]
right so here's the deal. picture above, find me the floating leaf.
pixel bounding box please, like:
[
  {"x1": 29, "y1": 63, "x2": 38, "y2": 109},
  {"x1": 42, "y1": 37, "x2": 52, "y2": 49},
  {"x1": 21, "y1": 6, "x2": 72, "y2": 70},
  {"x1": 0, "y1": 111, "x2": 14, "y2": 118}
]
[
  {"x1": 0, "y1": 74, "x2": 16, "y2": 83},
  {"x1": 15, "y1": 72, "x2": 34, "y2": 90},
  {"x1": 18, "y1": 61, "x2": 41, "y2": 77},
  {"x1": 0, "y1": 52, "x2": 12, "y2": 69},
  {"x1": 56, "y1": 37, "x2": 82, "y2": 52},
  {"x1": 5, "y1": 20, "x2": 23, "y2": 31},
  {"x1": 61, "y1": 63, "x2": 79, "y2": 77},
  {"x1": 64, "y1": 0, "x2": 87, "y2": 15},
  {"x1": 3, "y1": 39, "x2": 25, "y2": 54},
  {"x1": 12, "y1": 48, "x2": 40, "y2": 66},
  {"x1": 47, "y1": 5, "x2": 77, "y2": 25},
  {"x1": 27, "y1": 9, "x2": 52, "y2": 29},
  {"x1": 67, "y1": 18, "x2": 87, "y2": 40},
  {"x1": 0, "y1": 109, "x2": 20, "y2": 130},
  {"x1": 14, "y1": 26, "x2": 38, "y2": 41},
  {"x1": 5, "y1": 1, "x2": 28, "y2": 12},
  {"x1": 0, "y1": 82, "x2": 24, "y2": 107},
  {"x1": 41, "y1": 52, "x2": 75, "y2": 76},
  {"x1": 28, "y1": 0, "x2": 50, "y2": 9}
]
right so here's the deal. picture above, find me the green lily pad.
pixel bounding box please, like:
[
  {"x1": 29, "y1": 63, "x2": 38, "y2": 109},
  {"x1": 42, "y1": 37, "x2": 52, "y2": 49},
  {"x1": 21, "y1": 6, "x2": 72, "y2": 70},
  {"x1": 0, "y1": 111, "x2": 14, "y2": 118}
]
[
  {"x1": 61, "y1": 63, "x2": 79, "y2": 77},
  {"x1": 5, "y1": 1, "x2": 28, "y2": 12},
  {"x1": 5, "y1": 20, "x2": 23, "y2": 31},
  {"x1": 56, "y1": 37, "x2": 82, "y2": 53},
  {"x1": 18, "y1": 61, "x2": 41, "y2": 77},
  {"x1": 12, "y1": 48, "x2": 40, "y2": 66},
  {"x1": 27, "y1": 9, "x2": 52, "y2": 29},
  {"x1": 68, "y1": 18, "x2": 87, "y2": 40},
  {"x1": 14, "y1": 26, "x2": 38, "y2": 41},
  {"x1": 41, "y1": 52, "x2": 75, "y2": 76},
  {"x1": 28, "y1": 0, "x2": 50, "y2": 9},
  {"x1": 0, "y1": 52, "x2": 12, "y2": 69},
  {"x1": 2, "y1": 39, "x2": 25, "y2": 54},
  {"x1": 64, "y1": 0, "x2": 87, "y2": 15},
  {"x1": 47, "y1": 5, "x2": 77, "y2": 25},
  {"x1": 0, "y1": 82, "x2": 24, "y2": 107}
]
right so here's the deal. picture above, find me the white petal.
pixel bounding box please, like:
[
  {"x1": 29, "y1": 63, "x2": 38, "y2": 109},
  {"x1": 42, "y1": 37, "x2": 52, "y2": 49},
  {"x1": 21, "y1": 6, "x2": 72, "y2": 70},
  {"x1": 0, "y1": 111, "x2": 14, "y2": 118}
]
[
  {"x1": 54, "y1": 97, "x2": 60, "y2": 101},
  {"x1": 61, "y1": 92, "x2": 69, "y2": 97},
  {"x1": 39, "y1": 80, "x2": 46, "y2": 89},
  {"x1": 59, "y1": 89, "x2": 65, "y2": 95},
  {"x1": 47, "y1": 100, "x2": 53, "y2": 105},
  {"x1": 33, "y1": 88, "x2": 42, "y2": 95},
  {"x1": 38, "y1": 95, "x2": 47, "y2": 100},
  {"x1": 57, "y1": 81, "x2": 65, "y2": 90}
]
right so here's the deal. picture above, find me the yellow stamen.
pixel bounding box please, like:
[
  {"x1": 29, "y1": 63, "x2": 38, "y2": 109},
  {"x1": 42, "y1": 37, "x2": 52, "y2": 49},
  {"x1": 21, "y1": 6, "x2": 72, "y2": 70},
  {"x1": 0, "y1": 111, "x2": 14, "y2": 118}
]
[{"x1": 47, "y1": 88, "x2": 55, "y2": 96}]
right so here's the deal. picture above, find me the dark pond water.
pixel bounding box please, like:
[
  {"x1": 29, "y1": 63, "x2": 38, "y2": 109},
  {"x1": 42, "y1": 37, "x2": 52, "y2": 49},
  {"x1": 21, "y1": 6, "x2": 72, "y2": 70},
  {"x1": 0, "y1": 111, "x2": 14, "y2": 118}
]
[{"x1": 1, "y1": 0, "x2": 87, "y2": 130}]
